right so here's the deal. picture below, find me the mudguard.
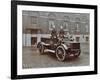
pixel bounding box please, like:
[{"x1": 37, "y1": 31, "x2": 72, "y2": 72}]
[
  {"x1": 60, "y1": 44, "x2": 68, "y2": 50},
  {"x1": 37, "y1": 42, "x2": 50, "y2": 48}
]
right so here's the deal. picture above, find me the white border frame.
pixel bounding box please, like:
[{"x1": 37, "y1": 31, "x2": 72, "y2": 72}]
[{"x1": 17, "y1": 5, "x2": 94, "y2": 75}]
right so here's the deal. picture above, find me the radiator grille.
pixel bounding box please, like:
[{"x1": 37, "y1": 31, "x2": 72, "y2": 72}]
[{"x1": 70, "y1": 43, "x2": 80, "y2": 49}]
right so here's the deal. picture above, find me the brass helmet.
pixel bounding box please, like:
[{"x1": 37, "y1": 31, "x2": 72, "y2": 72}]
[{"x1": 60, "y1": 26, "x2": 63, "y2": 29}]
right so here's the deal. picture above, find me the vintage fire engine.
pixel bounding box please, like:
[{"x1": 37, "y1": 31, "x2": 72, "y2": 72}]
[{"x1": 37, "y1": 34, "x2": 81, "y2": 61}]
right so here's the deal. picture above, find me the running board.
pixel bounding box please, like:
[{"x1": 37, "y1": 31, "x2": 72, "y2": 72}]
[{"x1": 44, "y1": 49, "x2": 55, "y2": 53}]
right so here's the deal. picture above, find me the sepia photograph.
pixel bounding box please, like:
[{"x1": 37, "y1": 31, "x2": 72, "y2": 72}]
[{"x1": 22, "y1": 11, "x2": 90, "y2": 69}]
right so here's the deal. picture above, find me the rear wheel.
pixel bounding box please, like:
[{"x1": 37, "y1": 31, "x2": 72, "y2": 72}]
[
  {"x1": 38, "y1": 44, "x2": 44, "y2": 55},
  {"x1": 56, "y1": 46, "x2": 66, "y2": 61}
]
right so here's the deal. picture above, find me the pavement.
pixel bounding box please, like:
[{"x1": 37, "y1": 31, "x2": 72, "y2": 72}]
[{"x1": 22, "y1": 43, "x2": 90, "y2": 69}]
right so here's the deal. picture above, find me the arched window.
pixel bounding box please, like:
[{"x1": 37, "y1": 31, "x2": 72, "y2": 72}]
[
  {"x1": 31, "y1": 16, "x2": 37, "y2": 24},
  {"x1": 82, "y1": 16, "x2": 89, "y2": 33},
  {"x1": 63, "y1": 16, "x2": 70, "y2": 32},
  {"x1": 75, "y1": 17, "x2": 81, "y2": 33},
  {"x1": 85, "y1": 23, "x2": 89, "y2": 33},
  {"x1": 48, "y1": 13, "x2": 56, "y2": 30}
]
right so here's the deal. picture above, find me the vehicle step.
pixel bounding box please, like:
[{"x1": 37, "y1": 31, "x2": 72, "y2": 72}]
[{"x1": 44, "y1": 49, "x2": 55, "y2": 53}]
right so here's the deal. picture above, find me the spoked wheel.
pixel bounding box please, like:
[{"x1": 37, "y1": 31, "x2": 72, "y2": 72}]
[
  {"x1": 74, "y1": 50, "x2": 81, "y2": 57},
  {"x1": 38, "y1": 44, "x2": 44, "y2": 55},
  {"x1": 56, "y1": 46, "x2": 66, "y2": 61}
]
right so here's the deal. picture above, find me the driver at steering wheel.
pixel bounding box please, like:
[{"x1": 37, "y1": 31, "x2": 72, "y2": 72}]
[
  {"x1": 50, "y1": 25, "x2": 58, "y2": 46},
  {"x1": 58, "y1": 26, "x2": 65, "y2": 44},
  {"x1": 51, "y1": 25, "x2": 57, "y2": 40}
]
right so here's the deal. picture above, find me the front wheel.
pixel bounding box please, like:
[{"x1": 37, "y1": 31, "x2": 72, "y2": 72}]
[{"x1": 56, "y1": 46, "x2": 66, "y2": 61}]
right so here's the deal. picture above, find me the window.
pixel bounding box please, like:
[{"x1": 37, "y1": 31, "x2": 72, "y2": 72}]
[
  {"x1": 85, "y1": 24, "x2": 89, "y2": 33},
  {"x1": 31, "y1": 16, "x2": 37, "y2": 24},
  {"x1": 86, "y1": 37, "x2": 89, "y2": 41},
  {"x1": 75, "y1": 17, "x2": 80, "y2": 33},
  {"x1": 76, "y1": 23, "x2": 79, "y2": 32},
  {"x1": 48, "y1": 13, "x2": 56, "y2": 30},
  {"x1": 63, "y1": 21, "x2": 68, "y2": 30},
  {"x1": 76, "y1": 37, "x2": 80, "y2": 42},
  {"x1": 49, "y1": 20, "x2": 55, "y2": 30},
  {"x1": 63, "y1": 16, "x2": 70, "y2": 31},
  {"x1": 63, "y1": 16, "x2": 70, "y2": 22}
]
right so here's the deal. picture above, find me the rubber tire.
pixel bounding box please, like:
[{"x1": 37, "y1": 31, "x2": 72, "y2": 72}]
[{"x1": 56, "y1": 46, "x2": 66, "y2": 61}]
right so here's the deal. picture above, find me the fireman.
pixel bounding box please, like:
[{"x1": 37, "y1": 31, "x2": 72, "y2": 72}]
[
  {"x1": 50, "y1": 25, "x2": 57, "y2": 40},
  {"x1": 59, "y1": 26, "x2": 65, "y2": 39},
  {"x1": 50, "y1": 25, "x2": 58, "y2": 46},
  {"x1": 57, "y1": 26, "x2": 65, "y2": 44}
]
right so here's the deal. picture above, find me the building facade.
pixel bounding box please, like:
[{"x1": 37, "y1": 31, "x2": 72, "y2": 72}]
[{"x1": 22, "y1": 11, "x2": 90, "y2": 47}]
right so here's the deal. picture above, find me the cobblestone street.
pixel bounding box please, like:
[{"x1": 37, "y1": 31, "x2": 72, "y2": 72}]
[{"x1": 22, "y1": 43, "x2": 89, "y2": 69}]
